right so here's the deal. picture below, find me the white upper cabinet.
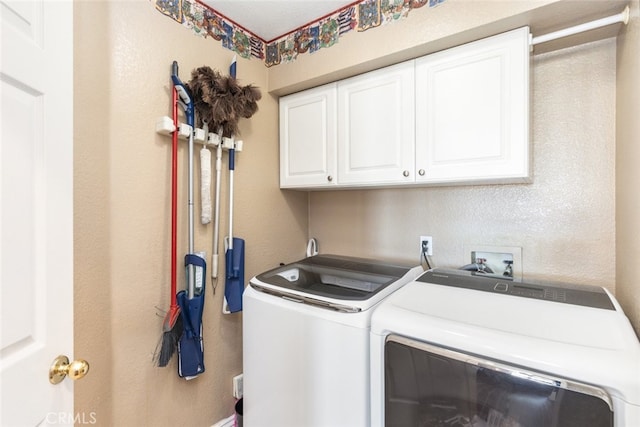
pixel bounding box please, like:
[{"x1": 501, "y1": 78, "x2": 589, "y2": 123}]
[
  {"x1": 279, "y1": 27, "x2": 531, "y2": 189},
  {"x1": 415, "y1": 27, "x2": 531, "y2": 184},
  {"x1": 279, "y1": 83, "x2": 337, "y2": 188},
  {"x1": 337, "y1": 61, "x2": 415, "y2": 186}
]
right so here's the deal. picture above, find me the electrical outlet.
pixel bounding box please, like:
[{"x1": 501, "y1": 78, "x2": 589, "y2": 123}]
[
  {"x1": 419, "y1": 235, "x2": 433, "y2": 257},
  {"x1": 233, "y1": 373, "x2": 243, "y2": 399}
]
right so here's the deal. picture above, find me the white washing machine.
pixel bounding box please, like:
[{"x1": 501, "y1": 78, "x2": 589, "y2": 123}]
[
  {"x1": 370, "y1": 269, "x2": 640, "y2": 427},
  {"x1": 243, "y1": 254, "x2": 422, "y2": 427}
]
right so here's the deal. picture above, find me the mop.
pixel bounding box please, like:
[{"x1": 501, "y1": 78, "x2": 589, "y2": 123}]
[
  {"x1": 173, "y1": 65, "x2": 206, "y2": 378},
  {"x1": 223, "y1": 55, "x2": 244, "y2": 314}
]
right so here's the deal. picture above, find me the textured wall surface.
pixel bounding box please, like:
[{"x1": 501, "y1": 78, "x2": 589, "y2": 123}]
[
  {"x1": 74, "y1": 1, "x2": 307, "y2": 425},
  {"x1": 309, "y1": 38, "x2": 617, "y2": 291},
  {"x1": 616, "y1": 0, "x2": 640, "y2": 334}
]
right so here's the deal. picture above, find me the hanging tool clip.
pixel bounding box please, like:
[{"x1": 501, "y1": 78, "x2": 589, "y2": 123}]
[
  {"x1": 207, "y1": 132, "x2": 221, "y2": 147},
  {"x1": 171, "y1": 62, "x2": 194, "y2": 127}
]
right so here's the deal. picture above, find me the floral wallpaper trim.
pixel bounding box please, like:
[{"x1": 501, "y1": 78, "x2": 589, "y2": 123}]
[
  {"x1": 153, "y1": 0, "x2": 445, "y2": 67},
  {"x1": 153, "y1": 0, "x2": 265, "y2": 60}
]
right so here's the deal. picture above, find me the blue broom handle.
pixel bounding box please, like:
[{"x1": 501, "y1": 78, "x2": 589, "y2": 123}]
[
  {"x1": 228, "y1": 149, "x2": 234, "y2": 250},
  {"x1": 172, "y1": 63, "x2": 195, "y2": 298}
]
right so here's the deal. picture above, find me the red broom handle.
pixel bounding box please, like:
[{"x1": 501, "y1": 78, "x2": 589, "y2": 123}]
[{"x1": 171, "y1": 86, "x2": 178, "y2": 307}]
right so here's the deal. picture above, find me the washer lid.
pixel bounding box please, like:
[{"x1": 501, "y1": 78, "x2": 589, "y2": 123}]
[{"x1": 253, "y1": 254, "x2": 414, "y2": 301}]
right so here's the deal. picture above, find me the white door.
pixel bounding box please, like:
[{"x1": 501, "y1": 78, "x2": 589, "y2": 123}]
[
  {"x1": 279, "y1": 83, "x2": 337, "y2": 188},
  {"x1": 337, "y1": 61, "x2": 415, "y2": 186},
  {"x1": 1, "y1": 1, "x2": 75, "y2": 426},
  {"x1": 415, "y1": 27, "x2": 530, "y2": 184}
]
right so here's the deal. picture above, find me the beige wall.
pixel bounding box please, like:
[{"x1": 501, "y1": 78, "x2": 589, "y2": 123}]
[
  {"x1": 616, "y1": 0, "x2": 640, "y2": 334},
  {"x1": 74, "y1": 1, "x2": 307, "y2": 425},
  {"x1": 293, "y1": 0, "x2": 640, "y2": 335},
  {"x1": 308, "y1": 38, "x2": 617, "y2": 291}
]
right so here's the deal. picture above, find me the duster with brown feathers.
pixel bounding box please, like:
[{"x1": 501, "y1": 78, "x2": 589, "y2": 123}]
[{"x1": 187, "y1": 65, "x2": 262, "y2": 137}]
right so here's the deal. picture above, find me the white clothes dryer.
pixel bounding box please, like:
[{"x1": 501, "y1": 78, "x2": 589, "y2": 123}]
[
  {"x1": 370, "y1": 269, "x2": 640, "y2": 427},
  {"x1": 243, "y1": 255, "x2": 422, "y2": 427}
]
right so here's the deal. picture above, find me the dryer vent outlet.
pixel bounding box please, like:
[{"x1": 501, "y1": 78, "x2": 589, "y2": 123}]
[{"x1": 464, "y1": 245, "x2": 523, "y2": 280}]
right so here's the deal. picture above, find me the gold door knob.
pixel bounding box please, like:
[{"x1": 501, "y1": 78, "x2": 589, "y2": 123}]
[{"x1": 49, "y1": 355, "x2": 90, "y2": 384}]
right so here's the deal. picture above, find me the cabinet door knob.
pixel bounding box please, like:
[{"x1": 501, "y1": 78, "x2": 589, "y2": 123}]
[
  {"x1": 403, "y1": 170, "x2": 410, "y2": 177},
  {"x1": 418, "y1": 169, "x2": 425, "y2": 176},
  {"x1": 327, "y1": 175, "x2": 333, "y2": 182}
]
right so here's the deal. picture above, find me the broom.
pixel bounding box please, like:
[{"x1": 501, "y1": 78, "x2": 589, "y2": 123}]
[{"x1": 156, "y1": 63, "x2": 184, "y2": 367}]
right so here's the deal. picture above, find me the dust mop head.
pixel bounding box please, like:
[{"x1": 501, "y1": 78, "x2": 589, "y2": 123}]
[{"x1": 188, "y1": 65, "x2": 262, "y2": 137}]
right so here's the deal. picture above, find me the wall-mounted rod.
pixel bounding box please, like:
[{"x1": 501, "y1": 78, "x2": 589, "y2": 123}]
[{"x1": 531, "y1": 6, "x2": 629, "y2": 46}]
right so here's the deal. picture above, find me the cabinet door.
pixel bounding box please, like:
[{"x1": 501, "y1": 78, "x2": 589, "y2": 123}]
[
  {"x1": 415, "y1": 27, "x2": 530, "y2": 184},
  {"x1": 337, "y1": 62, "x2": 415, "y2": 185},
  {"x1": 280, "y1": 83, "x2": 337, "y2": 188}
]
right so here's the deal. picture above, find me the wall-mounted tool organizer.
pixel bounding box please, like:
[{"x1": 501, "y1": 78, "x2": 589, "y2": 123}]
[{"x1": 155, "y1": 117, "x2": 243, "y2": 152}]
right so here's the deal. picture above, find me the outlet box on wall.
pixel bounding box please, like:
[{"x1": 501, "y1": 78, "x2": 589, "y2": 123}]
[
  {"x1": 233, "y1": 373, "x2": 243, "y2": 399},
  {"x1": 463, "y1": 244, "x2": 523, "y2": 280}
]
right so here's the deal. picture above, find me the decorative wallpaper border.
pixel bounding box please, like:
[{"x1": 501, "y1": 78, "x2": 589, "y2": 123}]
[{"x1": 153, "y1": 0, "x2": 445, "y2": 67}]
